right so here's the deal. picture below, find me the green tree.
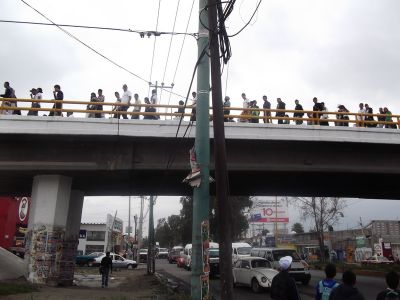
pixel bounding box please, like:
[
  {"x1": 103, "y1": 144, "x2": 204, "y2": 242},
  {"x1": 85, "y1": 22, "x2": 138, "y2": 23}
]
[{"x1": 291, "y1": 222, "x2": 305, "y2": 233}]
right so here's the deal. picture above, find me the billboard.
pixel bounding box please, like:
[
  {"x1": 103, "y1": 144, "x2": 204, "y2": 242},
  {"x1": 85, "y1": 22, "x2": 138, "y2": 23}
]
[
  {"x1": 250, "y1": 197, "x2": 289, "y2": 223},
  {"x1": 106, "y1": 214, "x2": 123, "y2": 233}
]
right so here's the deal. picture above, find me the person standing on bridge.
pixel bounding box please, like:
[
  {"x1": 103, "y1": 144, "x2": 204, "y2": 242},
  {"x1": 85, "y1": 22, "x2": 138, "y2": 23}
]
[
  {"x1": 190, "y1": 91, "x2": 197, "y2": 121},
  {"x1": 293, "y1": 99, "x2": 304, "y2": 125},
  {"x1": 329, "y1": 270, "x2": 364, "y2": 300},
  {"x1": 131, "y1": 93, "x2": 141, "y2": 119},
  {"x1": 376, "y1": 271, "x2": 400, "y2": 300},
  {"x1": 263, "y1": 95, "x2": 271, "y2": 123},
  {"x1": 49, "y1": 84, "x2": 64, "y2": 117},
  {"x1": 276, "y1": 98, "x2": 286, "y2": 124},
  {"x1": 114, "y1": 84, "x2": 131, "y2": 119},
  {"x1": 223, "y1": 96, "x2": 231, "y2": 122},
  {"x1": 240, "y1": 92, "x2": 250, "y2": 122},
  {"x1": 312, "y1": 97, "x2": 323, "y2": 125},
  {"x1": 150, "y1": 89, "x2": 159, "y2": 120},
  {"x1": 96, "y1": 89, "x2": 105, "y2": 118},
  {"x1": 271, "y1": 256, "x2": 300, "y2": 300},
  {"x1": 100, "y1": 252, "x2": 113, "y2": 288},
  {"x1": 27, "y1": 88, "x2": 41, "y2": 116}
]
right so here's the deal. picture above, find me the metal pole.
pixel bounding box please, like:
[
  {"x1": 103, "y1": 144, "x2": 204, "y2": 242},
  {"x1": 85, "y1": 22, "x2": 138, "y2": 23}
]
[
  {"x1": 138, "y1": 196, "x2": 144, "y2": 261},
  {"x1": 128, "y1": 196, "x2": 131, "y2": 250},
  {"x1": 208, "y1": 0, "x2": 233, "y2": 298},
  {"x1": 191, "y1": 0, "x2": 210, "y2": 298},
  {"x1": 147, "y1": 195, "x2": 155, "y2": 274}
]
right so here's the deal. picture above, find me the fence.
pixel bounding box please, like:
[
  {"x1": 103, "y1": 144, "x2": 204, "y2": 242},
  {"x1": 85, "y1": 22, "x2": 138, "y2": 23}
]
[{"x1": 1, "y1": 97, "x2": 399, "y2": 128}]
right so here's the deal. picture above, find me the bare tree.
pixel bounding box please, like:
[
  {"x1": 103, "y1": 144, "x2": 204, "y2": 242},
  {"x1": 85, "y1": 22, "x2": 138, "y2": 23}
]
[{"x1": 293, "y1": 197, "x2": 346, "y2": 262}]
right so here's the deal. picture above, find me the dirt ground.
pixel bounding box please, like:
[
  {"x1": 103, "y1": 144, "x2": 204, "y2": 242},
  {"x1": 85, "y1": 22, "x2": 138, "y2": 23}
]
[{"x1": 1, "y1": 265, "x2": 170, "y2": 300}]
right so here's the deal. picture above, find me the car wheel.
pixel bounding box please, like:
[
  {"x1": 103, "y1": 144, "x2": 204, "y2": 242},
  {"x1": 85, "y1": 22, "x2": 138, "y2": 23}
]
[
  {"x1": 251, "y1": 278, "x2": 261, "y2": 293},
  {"x1": 127, "y1": 264, "x2": 133, "y2": 269},
  {"x1": 87, "y1": 261, "x2": 93, "y2": 267}
]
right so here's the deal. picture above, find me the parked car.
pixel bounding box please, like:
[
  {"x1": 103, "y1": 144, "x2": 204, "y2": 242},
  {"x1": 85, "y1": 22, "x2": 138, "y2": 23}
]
[
  {"x1": 181, "y1": 244, "x2": 192, "y2": 270},
  {"x1": 176, "y1": 255, "x2": 186, "y2": 268},
  {"x1": 361, "y1": 255, "x2": 394, "y2": 265},
  {"x1": 93, "y1": 253, "x2": 138, "y2": 269},
  {"x1": 157, "y1": 248, "x2": 169, "y2": 259},
  {"x1": 139, "y1": 249, "x2": 148, "y2": 263},
  {"x1": 233, "y1": 257, "x2": 278, "y2": 293},
  {"x1": 75, "y1": 252, "x2": 104, "y2": 266},
  {"x1": 168, "y1": 248, "x2": 182, "y2": 263},
  {"x1": 251, "y1": 247, "x2": 311, "y2": 285}
]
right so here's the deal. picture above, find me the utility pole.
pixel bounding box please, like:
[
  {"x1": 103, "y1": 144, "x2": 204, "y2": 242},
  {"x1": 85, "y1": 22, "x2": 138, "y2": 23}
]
[
  {"x1": 191, "y1": 0, "x2": 210, "y2": 298},
  {"x1": 137, "y1": 196, "x2": 144, "y2": 261},
  {"x1": 207, "y1": 0, "x2": 233, "y2": 299},
  {"x1": 128, "y1": 196, "x2": 131, "y2": 249},
  {"x1": 149, "y1": 81, "x2": 174, "y2": 120},
  {"x1": 147, "y1": 195, "x2": 155, "y2": 274}
]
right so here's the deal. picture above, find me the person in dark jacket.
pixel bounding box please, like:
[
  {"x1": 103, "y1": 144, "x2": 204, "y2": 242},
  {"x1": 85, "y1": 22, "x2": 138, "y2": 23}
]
[
  {"x1": 293, "y1": 99, "x2": 304, "y2": 125},
  {"x1": 270, "y1": 256, "x2": 300, "y2": 300},
  {"x1": 376, "y1": 271, "x2": 400, "y2": 300},
  {"x1": 49, "y1": 84, "x2": 64, "y2": 116},
  {"x1": 276, "y1": 98, "x2": 286, "y2": 124},
  {"x1": 100, "y1": 252, "x2": 113, "y2": 288},
  {"x1": 329, "y1": 270, "x2": 364, "y2": 300}
]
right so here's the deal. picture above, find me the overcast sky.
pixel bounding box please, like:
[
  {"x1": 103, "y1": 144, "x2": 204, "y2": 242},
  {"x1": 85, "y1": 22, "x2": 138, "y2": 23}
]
[{"x1": 2, "y1": 0, "x2": 400, "y2": 235}]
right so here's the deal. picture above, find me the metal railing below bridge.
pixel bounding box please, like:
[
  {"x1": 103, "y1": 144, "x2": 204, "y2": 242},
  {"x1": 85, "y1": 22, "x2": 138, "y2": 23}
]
[{"x1": 0, "y1": 97, "x2": 399, "y2": 128}]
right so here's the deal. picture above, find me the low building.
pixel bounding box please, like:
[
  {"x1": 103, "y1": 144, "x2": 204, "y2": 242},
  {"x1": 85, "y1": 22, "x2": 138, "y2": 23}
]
[{"x1": 77, "y1": 214, "x2": 124, "y2": 255}]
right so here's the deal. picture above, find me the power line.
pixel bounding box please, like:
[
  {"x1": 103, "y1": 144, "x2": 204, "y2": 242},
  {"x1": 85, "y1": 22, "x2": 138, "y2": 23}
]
[
  {"x1": 18, "y1": 0, "x2": 188, "y2": 99},
  {"x1": 0, "y1": 19, "x2": 197, "y2": 37},
  {"x1": 19, "y1": 0, "x2": 148, "y2": 83},
  {"x1": 166, "y1": 0, "x2": 196, "y2": 107},
  {"x1": 148, "y1": 0, "x2": 162, "y2": 94},
  {"x1": 228, "y1": 0, "x2": 263, "y2": 37}
]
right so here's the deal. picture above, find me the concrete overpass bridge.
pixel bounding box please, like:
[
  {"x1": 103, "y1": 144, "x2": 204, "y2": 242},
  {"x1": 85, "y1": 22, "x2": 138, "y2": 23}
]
[
  {"x1": 1, "y1": 116, "x2": 400, "y2": 199},
  {"x1": 2, "y1": 115, "x2": 400, "y2": 285}
]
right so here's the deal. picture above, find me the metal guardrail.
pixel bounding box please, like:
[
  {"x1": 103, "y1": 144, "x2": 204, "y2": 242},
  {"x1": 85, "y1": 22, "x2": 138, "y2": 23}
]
[{"x1": 0, "y1": 97, "x2": 399, "y2": 128}]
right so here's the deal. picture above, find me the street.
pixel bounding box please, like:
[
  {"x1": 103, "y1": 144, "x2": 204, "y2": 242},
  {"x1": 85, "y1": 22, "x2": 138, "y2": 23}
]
[{"x1": 155, "y1": 259, "x2": 387, "y2": 300}]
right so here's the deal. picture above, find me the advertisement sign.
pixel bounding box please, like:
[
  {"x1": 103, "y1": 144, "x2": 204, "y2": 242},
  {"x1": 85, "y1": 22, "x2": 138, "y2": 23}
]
[
  {"x1": 356, "y1": 236, "x2": 365, "y2": 248},
  {"x1": 374, "y1": 243, "x2": 383, "y2": 256},
  {"x1": 201, "y1": 220, "x2": 210, "y2": 299},
  {"x1": 106, "y1": 214, "x2": 123, "y2": 233},
  {"x1": 250, "y1": 197, "x2": 289, "y2": 223}
]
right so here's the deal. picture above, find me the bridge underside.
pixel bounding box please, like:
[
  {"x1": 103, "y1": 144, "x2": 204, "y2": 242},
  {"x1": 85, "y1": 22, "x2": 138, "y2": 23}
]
[{"x1": 1, "y1": 132, "x2": 400, "y2": 199}]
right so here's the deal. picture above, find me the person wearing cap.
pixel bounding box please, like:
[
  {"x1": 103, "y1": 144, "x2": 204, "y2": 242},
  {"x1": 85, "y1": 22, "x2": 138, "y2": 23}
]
[
  {"x1": 28, "y1": 88, "x2": 41, "y2": 116},
  {"x1": 270, "y1": 256, "x2": 300, "y2": 300}
]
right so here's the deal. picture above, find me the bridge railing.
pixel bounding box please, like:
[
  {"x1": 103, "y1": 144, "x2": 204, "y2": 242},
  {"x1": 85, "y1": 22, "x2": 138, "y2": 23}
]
[{"x1": 0, "y1": 97, "x2": 399, "y2": 128}]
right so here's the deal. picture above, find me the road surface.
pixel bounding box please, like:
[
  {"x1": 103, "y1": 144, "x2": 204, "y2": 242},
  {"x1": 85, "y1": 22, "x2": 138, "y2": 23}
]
[{"x1": 155, "y1": 259, "x2": 387, "y2": 300}]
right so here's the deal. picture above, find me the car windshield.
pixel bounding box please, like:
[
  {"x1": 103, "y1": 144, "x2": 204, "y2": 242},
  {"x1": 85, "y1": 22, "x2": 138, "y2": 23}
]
[
  {"x1": 159, "y1": 248, "x2": 168, "y2": 252},
  {"x1": 273, "y1": 250, "x2": 300, "y2": 261},
  {"x1": 251, "y1": 259, "x2": 269, "y2": 269},
  {"x1": 209, "y1": 249, "x2": 219, "y2": 258},
  {"x1": 237, "y1": 247, "x2": 252, "y2": 255},
  {"x1": 140, "y1": 249, "x2": 147, "y2": 253}
]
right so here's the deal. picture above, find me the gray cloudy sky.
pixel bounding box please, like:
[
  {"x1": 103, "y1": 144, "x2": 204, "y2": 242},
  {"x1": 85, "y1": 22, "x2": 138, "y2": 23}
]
[{"x1": 2, "y1": 0, "x2": 400, "y2": 234}]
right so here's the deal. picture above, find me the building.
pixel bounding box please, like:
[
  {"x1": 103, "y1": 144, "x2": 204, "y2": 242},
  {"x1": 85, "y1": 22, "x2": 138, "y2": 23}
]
[
  {"x1": 77, "y1": 214, "x2": 124, "y2": 255},
  {"x1": 0, "y1": 197, "x2": 30, "y2": 256}
]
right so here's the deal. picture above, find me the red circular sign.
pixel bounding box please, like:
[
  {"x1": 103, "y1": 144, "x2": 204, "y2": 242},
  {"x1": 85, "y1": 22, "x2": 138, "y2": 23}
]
[{"x1": 265, "y1": 208, "x2": 273, "y2": 216}]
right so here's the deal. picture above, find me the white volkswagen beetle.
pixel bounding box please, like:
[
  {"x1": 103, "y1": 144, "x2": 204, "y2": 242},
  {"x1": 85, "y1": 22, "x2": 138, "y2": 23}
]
[{"x1": 233, "y1": 257, "x2": 279, "y2": 293}]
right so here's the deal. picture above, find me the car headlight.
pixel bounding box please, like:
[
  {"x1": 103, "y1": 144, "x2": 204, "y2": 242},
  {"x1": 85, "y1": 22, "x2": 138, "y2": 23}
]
[{"x1": 261, "y1": 277, "x2": 267, "y2": 283}]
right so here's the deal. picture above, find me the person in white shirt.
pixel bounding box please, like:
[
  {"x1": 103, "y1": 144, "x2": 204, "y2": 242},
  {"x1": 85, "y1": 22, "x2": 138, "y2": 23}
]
[
  {"x1": 190, "y1": 91, "x2": 197, "y2": 121},
  {"x1": 150, "y1": 89, "x2": 159, "y2": 119},
  {"x1": 131, "y1": 93, "x2": 141, "y2": 119},
  {"x1": 28, "y1": 88, "x2": 42, "y2": 116},
  {"x1": 357, "y1": 102, "x2": 366, "y2": 127},
  {"x1": 114, "y1": 84, "x2": 132, "y2": 119},
  {"x1": 240, "y1": 92, "x2": 250, "y2": 122}
]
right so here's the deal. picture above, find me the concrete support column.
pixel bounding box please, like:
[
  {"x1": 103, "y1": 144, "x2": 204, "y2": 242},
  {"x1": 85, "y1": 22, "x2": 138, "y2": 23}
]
[{"x1": 25, "y1": 175, "x2": 84, "y2": 285}]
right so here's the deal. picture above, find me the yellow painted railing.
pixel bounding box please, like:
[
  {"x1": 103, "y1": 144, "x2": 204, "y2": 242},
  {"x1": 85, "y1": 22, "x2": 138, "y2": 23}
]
[{"x1": 0, "y1": 97, "x2": 399, "y2": 128}]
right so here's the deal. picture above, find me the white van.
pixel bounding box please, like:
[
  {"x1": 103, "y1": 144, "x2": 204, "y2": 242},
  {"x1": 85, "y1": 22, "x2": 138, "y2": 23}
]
[
  {"x1": 250, "y1": 247, "x2": 311, "y2": 285},
  {"x1": 182, "y1": 242, "x2": 219, "y2": 271},
  {"x1": 232, "y1": 242, "x2": 252, "y2": 263}
]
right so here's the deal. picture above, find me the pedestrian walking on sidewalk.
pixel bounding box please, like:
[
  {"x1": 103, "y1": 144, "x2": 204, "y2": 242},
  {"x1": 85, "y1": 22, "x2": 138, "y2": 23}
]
[
  {"x1": 100, "y1": 252, "x2": 113, "y2": 288},
  {"x1": 315, "y1": 263, "x2": 339, "y2": 300},
  {"x1": 270, "y1": 256, "x2": 301, "y2": 300}
]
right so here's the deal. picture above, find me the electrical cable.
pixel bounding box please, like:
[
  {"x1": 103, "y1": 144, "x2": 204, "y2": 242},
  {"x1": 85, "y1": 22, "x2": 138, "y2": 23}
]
[
  {"x1": 228, "y1": 0, "x2": 262, "y2": 37},
  {"x1": 148, "y1": 0, "x2": 162, "y2": 94},
  {"x1": 19, "y1": 0, "x2": 149, "y2": 83},
  {"x1": 0, "y1": 19, "x2": 197, "y2": 37},
  {"x1": 166, "y1": 0, "x2": 196, "y2": 111}
]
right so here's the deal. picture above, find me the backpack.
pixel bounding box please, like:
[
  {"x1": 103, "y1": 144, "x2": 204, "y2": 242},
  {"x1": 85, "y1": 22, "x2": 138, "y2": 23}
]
[
  {"x1": 319, "y1": 280, "x2": 339, "y2": 300},
  {"x1": 384, "y1": 290, "x2": 400, "y2": 300}
]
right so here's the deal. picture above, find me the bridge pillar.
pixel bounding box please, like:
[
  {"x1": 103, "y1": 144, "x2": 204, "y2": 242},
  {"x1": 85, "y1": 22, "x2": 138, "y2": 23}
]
[{"x1": 25, "y1": 175, "x2": 84, "y2": 285}]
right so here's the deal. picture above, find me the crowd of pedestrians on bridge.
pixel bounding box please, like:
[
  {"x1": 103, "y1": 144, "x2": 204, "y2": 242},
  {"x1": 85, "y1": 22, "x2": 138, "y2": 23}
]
[{"x1": 0, "y1": 81, "x2": 398, "y2": 128}]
